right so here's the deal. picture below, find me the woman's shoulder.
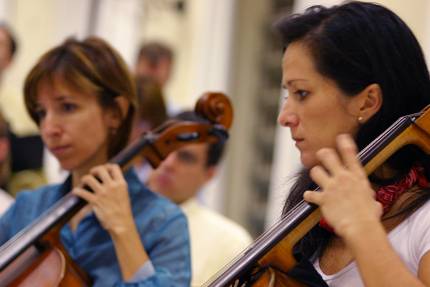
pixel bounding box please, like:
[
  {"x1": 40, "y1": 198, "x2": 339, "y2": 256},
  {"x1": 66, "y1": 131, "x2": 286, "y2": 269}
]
[
  {"x1": 388, "y1": 198, "x2": 430, "y2": 271},
  {"x1": 390, "y1": 199, "x2": 430, "y2": 244},
  {"x1": 0, "y1": 183, "x2": 64, "y2": 243},
  {"x1": 7, "y1": 183, "x2": 65, "y2": 223},
  {"x1": 137, "y1": 187, "x2": 185, "y2": 221},
  {"x1": 125, "y1": 169, "x2": 186, "y2": 222},
  {"x1": 406, "y1": 199, "x2": 430, "y2": 226},
  {"x1": 130, "y1": 183, "x2": 189, "y2": 242},
  {"x1": 14, "y1": 183, "x2": 64, "y2": 206}
]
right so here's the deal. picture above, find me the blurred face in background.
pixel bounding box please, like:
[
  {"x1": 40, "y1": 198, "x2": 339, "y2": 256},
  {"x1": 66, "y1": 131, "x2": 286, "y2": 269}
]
[
  {"x1": 148, "y1": 143, "x2": 215, "y2": 204},
  {"x1": 0, "y1": 28, "x2": 13, "y2": 75},
  {"x1": 135, "y1": 57, "x2": 172, "y2": 87}
]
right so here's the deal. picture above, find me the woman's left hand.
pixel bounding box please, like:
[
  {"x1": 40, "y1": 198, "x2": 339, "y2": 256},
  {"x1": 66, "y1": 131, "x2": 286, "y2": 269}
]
[
  {"x1": 73, "y1": 164, "x2": 151, "y2": 280},
  {"x1": 303, "y1": 134, "x2": 383, "y2": 239},
  {"x1": 73, "y1": 164, "x2": 135, "y2": 235}
]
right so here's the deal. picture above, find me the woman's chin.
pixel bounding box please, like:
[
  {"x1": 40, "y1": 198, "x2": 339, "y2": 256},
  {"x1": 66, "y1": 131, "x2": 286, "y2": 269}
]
[
  {"x1": 58, "y1": 161, "x2": 77, "y2": 172},
  {"x1": 300, "y1": 153, "x2": 317, "y2": 169}
]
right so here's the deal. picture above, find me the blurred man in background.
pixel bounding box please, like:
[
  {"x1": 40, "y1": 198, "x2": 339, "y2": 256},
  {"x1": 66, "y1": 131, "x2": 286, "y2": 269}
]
[
  {"x1": 0, "y1": 23, "x2": 46, "y2": 195},
  {"x1": 0, "y1": 111, "x2": 12, "y2": 215},
  {"x1": 135, "y1": 42, "x2": 173, "y2": 88},
  {"x1": 147, "y1": 111, "x2": 252, "y2": 286},
  {"x1": 0, "y1": 23, "x2": 17, "y2": 82}
]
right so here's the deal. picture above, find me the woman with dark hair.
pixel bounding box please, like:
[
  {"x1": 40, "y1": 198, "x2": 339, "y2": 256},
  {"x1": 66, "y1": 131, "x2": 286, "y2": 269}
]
[
  {"x1": 0, "y1": 37, "x2": 191, "y2": 286},
  {"x1": 276, "y1": 1, "x2": 430, "y2": 286},
  {"x1": 131, "y1": 76, "x2": 168, "y2": 183}
]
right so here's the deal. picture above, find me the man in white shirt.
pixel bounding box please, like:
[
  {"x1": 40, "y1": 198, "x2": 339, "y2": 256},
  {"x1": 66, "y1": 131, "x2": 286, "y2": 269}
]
[
  {"x1": 147, "y1": 111, "x2": 253, "y2": 286},
  {"x1": 0, "y1": 188, "x2": 12, "y2": 215},
  {"x1": 0, "y1": 109, "x2": 13, "y2": 215},
  {"x1": 0, "y1": 23, "x2": 15, "y2": 215}
]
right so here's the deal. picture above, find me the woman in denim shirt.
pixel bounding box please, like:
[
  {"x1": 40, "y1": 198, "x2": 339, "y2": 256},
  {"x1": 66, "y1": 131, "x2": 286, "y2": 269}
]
[{"x1": 0, "y1": 37, "x2": 191, "y2": 286}]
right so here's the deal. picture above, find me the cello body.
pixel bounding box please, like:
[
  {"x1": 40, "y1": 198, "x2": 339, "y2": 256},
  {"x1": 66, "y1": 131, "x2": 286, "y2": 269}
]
[{"x1": 1, "y1": 247, "x2": 87, "y2": 286}]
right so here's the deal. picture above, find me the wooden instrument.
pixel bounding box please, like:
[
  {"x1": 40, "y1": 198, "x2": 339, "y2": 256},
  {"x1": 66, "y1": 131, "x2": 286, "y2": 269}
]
[
  {"x1": 204, "y1": 107, "x2": 430, "y2": 287},
  {"x1": 0, "y1": 92, "x2": 233, "y2": 286}
]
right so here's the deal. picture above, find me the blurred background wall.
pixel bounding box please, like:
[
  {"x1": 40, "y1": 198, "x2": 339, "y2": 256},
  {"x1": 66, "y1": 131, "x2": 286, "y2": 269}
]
[{"x1": 0, "y1": 0, "x2": 429, "y2": 237}]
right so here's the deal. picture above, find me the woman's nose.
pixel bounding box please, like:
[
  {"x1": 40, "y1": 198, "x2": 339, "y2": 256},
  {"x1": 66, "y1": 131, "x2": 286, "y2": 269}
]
[
  {"x1": 277, "y1": 102, "x2": 299, "y2": 127},
  {"x1": 41, "y1": 113, "x2": 62, "y2": 137}
]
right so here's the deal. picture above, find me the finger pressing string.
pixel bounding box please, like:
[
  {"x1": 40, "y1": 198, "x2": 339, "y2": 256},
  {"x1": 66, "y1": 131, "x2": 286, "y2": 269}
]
[
  {"x1": 309, "y1": 165, "x2": 330, "y2": 186},
  {"x1": 336, "y1": 134, "x2": 363, "y2": 173},
  {"x1": 81, "y1": 174, "x2": 104, "y2": 193},
  {"x1": 303, "y1": 190, "x2": 323, "y2": 205},
  {"x1": 90, "y1": 165, "x2": 112, "y2": 183},
  {"x1": 106, "y1": 164, "x2": 123, "y2": 180},
  {"x1": 73, "y1": 187, "x2": 97, "y2": 203},
  {"x1": 316, "y1": 147, "x2": 343, "y2": 175}
]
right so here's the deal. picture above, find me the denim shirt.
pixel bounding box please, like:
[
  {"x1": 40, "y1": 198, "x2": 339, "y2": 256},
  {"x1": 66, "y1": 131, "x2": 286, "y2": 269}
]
[{"x1": 0, "y1": 170, "x2": 191, "y2": 286}]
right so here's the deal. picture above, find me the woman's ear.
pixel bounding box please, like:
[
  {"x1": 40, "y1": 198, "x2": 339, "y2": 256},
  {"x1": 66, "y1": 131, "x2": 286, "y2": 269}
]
[
  {"x1": 356, "y1": 83, "x2": 383, "y2": 122},
  {"x1": 106, "y1": 96, "x2": 130, "y2": 129}
]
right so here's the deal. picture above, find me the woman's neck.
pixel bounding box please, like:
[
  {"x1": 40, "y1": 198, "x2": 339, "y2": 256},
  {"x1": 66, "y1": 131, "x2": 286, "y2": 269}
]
[
  {"x1": 71, "y1": 162, "x2": 105, "y2": 187},
  {"x1": 72, "y1": 171, "x2": 85, "y2": 187}
]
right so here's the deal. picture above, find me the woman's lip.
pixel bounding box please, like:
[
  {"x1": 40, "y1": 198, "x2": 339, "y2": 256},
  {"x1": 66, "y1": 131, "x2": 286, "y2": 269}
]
[
  {"x1": 294, "y1": 138, "x2": 304, "y2": 148},
  {"x1": 50, "y1": 145, "x2": 71, "y2": 155}
]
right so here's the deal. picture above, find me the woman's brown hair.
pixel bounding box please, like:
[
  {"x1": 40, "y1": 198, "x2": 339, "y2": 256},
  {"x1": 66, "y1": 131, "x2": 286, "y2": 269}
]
[{"x1": 24, "y1": 37, "x2": 137, "y2": 158}]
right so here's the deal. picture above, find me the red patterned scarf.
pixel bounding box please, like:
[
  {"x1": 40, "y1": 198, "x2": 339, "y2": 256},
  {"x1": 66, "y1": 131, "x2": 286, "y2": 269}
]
[
  {"x1": 319, "y1": 165, "x2": 429, "y2": 233},
  {"x1": 376, "y1": 165, "x2": 429, "y2": 213}
]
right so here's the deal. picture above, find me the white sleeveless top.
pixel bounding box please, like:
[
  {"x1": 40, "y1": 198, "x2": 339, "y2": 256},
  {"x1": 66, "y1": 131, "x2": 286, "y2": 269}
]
[{"x1": 313, "y1": 200, "x2": 430, "y2": 286}]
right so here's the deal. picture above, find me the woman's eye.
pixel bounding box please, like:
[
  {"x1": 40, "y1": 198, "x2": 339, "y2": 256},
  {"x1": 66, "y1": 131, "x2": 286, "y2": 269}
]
[
  {"x1": 295, "y1": 90, "x2": 309, "y2": 99},
  {"x1": 62, "y1": 103, "x2": 77, "y2": 112},
  {"x1": 34, "y1": 108, "x2": 46, "y2": 120}
]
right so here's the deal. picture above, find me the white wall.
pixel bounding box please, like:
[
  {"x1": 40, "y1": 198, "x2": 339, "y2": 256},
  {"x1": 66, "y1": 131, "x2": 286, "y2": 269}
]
[{"x1": 94, "y1": 0, "x2": 142, "y2": 67}]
